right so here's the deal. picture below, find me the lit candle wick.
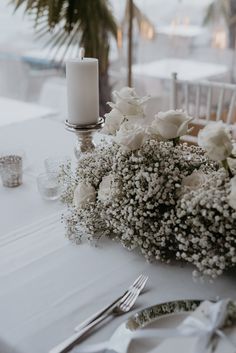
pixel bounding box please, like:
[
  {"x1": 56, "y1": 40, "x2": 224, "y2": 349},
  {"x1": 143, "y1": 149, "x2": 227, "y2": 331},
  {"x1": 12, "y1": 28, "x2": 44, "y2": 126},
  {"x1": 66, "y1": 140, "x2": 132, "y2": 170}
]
[{"x1": 79, "y1": 47, "x2": 85, "y2": 61}]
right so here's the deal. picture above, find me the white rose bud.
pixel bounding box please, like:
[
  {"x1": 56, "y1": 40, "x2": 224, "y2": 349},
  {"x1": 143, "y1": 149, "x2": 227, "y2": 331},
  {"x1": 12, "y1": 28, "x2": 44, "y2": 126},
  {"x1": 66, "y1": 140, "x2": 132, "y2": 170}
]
[
  {"x1": 229, "y1": 175, "x2": 236, "y2": 210},
  {"x1": 198, "y1": 122, "x2": 233, "y2": 161},
  {"x1": 108, "y1": 87, "x2": 149, "y2": 117},
  {"x1": 73, "y1": 182, "x2": 96, "y2": 208},
  {"x1": 151, "y1": 110, "x2": 193, "y2": 140},
  {"x1": 102, "y1": 108, "x2": 124, "y2": 135},
  {"x1": 98, "y1": 174, "x2": 113, "y2": 202},
  {"x1": 182, "y1": 171, "x2": 208, "y2": 191},
  {"x1": 114, "y1": 122, "x2": 147, "y2": 151}
]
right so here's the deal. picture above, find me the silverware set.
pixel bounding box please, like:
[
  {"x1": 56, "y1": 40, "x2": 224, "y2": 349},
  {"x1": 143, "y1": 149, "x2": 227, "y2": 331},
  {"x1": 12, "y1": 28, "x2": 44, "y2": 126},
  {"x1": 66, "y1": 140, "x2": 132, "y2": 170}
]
[{"x1": 49, "y1": 274, "x2": 148, "y2": 353}]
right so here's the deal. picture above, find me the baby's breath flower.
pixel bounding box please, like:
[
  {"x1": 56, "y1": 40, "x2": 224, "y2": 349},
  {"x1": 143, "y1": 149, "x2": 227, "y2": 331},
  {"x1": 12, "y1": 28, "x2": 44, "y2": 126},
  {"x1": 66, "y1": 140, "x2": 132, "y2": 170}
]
[{"x1": 60, "y1": 138, "x2": 236, "y2": 278}]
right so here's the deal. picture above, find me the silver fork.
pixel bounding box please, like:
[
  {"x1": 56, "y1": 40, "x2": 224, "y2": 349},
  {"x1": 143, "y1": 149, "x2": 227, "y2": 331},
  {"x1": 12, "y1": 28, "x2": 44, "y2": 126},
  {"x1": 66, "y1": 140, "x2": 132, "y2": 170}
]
[
  {"x1": 49, "y1": 275, "x2": 148, "y2": 353},
  {"x1": 74, "y1": 274, "x2": 147, "y2": 332}
]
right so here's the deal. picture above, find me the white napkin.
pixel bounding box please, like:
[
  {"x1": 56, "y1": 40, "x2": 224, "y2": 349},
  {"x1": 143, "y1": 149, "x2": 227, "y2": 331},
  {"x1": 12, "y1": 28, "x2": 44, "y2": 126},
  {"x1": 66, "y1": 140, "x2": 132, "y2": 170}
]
[
  {"x1": 148, "y1": 300, "x2": 236, "y2": 353},
  {"x1": 75, "y1": 300, "x2": 236, "y2": 353}
]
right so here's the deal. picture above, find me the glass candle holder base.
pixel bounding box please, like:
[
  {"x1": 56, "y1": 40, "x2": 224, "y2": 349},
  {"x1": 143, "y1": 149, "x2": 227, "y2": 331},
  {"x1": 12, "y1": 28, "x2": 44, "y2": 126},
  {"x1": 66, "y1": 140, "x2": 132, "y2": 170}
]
[
  {"x1": 74, "y1": 130, "x2": 96, "y2": 159},
  {"x1": 65, "y1": 118, "x2": 104, "y2": 160}
]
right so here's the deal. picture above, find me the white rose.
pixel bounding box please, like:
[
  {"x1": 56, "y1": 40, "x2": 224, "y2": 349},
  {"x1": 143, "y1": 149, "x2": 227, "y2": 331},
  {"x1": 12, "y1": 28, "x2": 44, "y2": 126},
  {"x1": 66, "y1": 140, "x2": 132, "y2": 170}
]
[
  {"x1": 114, "y1": 122, "x2": 146, "y2": 151},
  {"x1": 102, "y1": 108, "x2": 124, "y2": 135},
  {"x1": 108, "y1": 87, "x2": 149, "y2": 117},
  {"x1": 182, "y1": 171, "x2": 208, "y2": 191},
  {"x1": 98, "y1": 174, "x2": 113, "y2": 202},
  {"x1": 151, "y1": 110, "x2": 193, "y2": 140},
  {"x1": 228, "y1": 143, "x2": 236, "y2": 169},
  {"x1": 229, "y1": 175, "x2": 236, "y2": 210},
  {"x1": 73, "y1": 182, "x2": 96, "y2": 208},
  {"x1": 198, "y1": 122, "x2": 233, "y2": 161},
  {"x1": 146, "y1": 123, "x2": 163, "y2": 141}
]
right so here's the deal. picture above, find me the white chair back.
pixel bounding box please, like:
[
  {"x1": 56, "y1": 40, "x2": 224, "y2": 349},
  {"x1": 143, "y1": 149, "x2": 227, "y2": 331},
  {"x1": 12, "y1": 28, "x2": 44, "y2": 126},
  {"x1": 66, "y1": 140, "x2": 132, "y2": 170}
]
[{"x1": 170, "y1": 73, "x2": 236, "y2": 142}]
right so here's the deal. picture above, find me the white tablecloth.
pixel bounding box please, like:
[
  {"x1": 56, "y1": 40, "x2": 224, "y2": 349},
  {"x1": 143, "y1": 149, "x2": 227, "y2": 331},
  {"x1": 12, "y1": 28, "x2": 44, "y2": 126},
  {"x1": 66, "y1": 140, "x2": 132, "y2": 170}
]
[
  {"x1": 1, "y1": 219, "x2": 236, "y2": 353},
  {"x1": 0, "y1": 97, "x2": 56, "y2": 127},
  {"x1": 0, "y1": 119, "x2": 74, "y2": 234},
  {"x1": 0, "y1": 118, "x2": 236, "y2": 353}
]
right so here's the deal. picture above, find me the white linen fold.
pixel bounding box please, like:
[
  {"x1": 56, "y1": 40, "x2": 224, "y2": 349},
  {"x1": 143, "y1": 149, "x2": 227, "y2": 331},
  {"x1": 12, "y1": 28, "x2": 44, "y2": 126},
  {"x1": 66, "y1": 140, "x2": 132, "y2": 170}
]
[
  {"x1": 0, "y1": 212, "x2": 61, "y2": 248},
  {"x1": 0, "y1": 214, "x2": 236, "y2": 353}
]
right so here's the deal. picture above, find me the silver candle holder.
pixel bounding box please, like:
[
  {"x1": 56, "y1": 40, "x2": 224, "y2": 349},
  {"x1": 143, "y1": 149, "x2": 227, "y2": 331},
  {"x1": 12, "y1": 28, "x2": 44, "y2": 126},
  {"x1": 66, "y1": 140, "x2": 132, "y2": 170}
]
[{"x1": 65, "y1": 117, "x2": 104, "y2": 159}]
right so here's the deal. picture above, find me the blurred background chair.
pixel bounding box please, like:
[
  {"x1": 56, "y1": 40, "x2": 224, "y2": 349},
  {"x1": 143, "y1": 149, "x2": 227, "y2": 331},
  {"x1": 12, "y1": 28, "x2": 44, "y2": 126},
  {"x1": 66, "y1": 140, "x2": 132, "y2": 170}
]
[{"x1": 171, "y1": 72, "x2": 236, "y2": 143}]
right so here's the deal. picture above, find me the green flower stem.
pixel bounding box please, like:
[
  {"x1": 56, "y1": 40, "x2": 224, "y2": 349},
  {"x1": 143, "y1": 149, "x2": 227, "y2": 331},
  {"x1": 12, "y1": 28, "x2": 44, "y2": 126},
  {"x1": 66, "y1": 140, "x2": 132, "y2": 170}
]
[
  {"x1": 229, "y1": 154, "x2": 236, "y2": 159},
  {"x1": 222, "y1": 159, "x2": 234, "y2": 178},
  {"x1": 172, "y1": 137, "x2": 180, "y2": 146}
]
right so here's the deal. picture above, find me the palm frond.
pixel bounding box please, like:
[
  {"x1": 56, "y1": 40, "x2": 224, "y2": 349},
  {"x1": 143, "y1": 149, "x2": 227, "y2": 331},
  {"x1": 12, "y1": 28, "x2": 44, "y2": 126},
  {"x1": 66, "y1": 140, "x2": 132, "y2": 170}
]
[
  {"x1": 203, "y1": 1, "x2": 216, "y2": 25},
  {"x1": 12, "y1": 0, "x2": 118, "y2": 114},
  {"x1": 203, "y1": 0, "x2": 232, "y2": 25},
  {"x1": 13, "y1": 0, "x2": 117, "y2": 66}
]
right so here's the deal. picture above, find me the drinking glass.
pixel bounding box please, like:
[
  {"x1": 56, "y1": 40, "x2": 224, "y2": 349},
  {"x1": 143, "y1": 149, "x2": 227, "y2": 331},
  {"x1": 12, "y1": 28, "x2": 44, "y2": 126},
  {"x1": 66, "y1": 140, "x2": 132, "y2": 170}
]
[
  {"x1": 44, "y1": 155, "x2": 71, "y2": 175},
  {"x1": 37, "y1": 172, "x2": 62, "y2": 201}
]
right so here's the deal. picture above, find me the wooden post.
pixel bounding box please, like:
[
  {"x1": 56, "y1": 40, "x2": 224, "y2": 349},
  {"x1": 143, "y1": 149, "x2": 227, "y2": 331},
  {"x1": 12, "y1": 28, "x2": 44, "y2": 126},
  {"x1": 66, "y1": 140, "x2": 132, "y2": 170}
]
[
  {"x1": 170, "y1": 72, "x2": 178, "y2": 109},
  {"x1": 127, "y1": 0, "x2": 133, "y2": 87}
]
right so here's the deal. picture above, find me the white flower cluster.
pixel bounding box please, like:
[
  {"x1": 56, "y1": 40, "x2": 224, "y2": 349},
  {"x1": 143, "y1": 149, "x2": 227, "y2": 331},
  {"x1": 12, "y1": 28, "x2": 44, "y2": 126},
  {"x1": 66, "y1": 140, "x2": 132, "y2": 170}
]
[
  {"x1": 102, "y1": 87, "x2": 193, "y2": 151},
  {"x1": 148, "y1": 110, "x2": 193, "y2": 140},
  {"x1": 167, "y1": 169, "x2": 236, "y2": 278},
  {"x1": 101, "y1": 87, "x2": 149, "y2": 137},
  {"x1": 60, "y1": 88, "x2": 236, "y2": 278},
  {"x1": 198, "y1": 122, "x2": 233, "y2": 161},
  {"x1": 62, "y1": 139, "x2": 218, "y2": 271}
]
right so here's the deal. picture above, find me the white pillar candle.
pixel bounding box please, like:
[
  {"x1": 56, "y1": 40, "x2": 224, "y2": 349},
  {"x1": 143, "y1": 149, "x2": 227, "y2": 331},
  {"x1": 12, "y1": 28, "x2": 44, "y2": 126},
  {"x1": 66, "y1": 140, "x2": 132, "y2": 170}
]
[{"x1": 66, "y1": 51, "x2": 99, "y2": 125}]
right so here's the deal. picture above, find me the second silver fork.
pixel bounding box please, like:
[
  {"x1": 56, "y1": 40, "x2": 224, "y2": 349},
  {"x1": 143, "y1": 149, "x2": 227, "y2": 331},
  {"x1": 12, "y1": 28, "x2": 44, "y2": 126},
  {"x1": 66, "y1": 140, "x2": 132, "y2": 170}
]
[
  {"x1": 49, "y1": 275, "x2": 148, "y2": 353},
  {"x1": 74, "y1": 274, "x2": 147, "y2": 332}
]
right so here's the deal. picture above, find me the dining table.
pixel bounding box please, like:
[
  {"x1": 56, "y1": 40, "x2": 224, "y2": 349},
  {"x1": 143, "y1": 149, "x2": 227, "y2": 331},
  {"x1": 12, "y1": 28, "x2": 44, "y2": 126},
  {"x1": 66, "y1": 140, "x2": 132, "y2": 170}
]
[
  {"x1": 156, "y1": 25, "x2": 205, "y2": 38},
  {"x1": 0, "y1": 116, "x2": 236, "y2": 353},
  {"x1": 0, "y1": 96, "x2": 56, "y2": 127},
  {"x1": 132, "y1": 58, "x2": 229, "y2": 82}
]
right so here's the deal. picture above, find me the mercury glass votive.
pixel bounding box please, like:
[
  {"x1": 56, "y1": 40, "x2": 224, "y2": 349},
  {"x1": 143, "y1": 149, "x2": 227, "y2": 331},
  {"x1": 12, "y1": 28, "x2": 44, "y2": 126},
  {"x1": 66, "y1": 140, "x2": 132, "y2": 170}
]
[
  {"x1": 0, "y1": 155, "x2": 23, "y2": 187},
  {"x1": 37, "y1": 172, "x2": 62, "y2": 201}
]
